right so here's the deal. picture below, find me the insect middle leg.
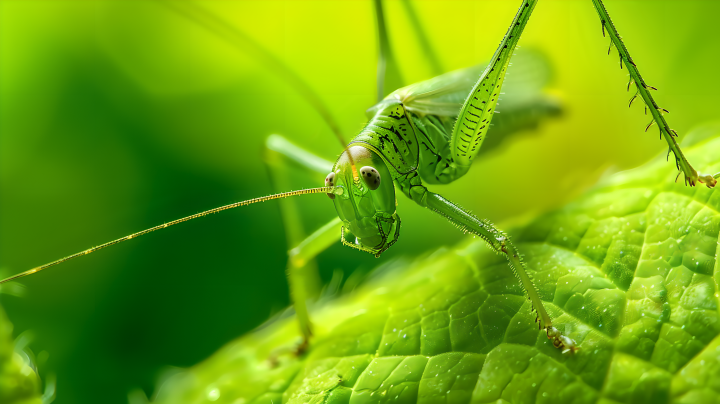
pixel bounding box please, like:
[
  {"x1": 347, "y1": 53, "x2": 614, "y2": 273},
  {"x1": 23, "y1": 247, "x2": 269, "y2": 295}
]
[{"x1": 396, "y1": 177, "x2": 578, "y2": 353}]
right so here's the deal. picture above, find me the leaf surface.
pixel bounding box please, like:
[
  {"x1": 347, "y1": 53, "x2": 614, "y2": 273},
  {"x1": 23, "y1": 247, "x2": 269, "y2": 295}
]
[{"x1": 154, "y1": 126, "x2": 720, "y2": 404}]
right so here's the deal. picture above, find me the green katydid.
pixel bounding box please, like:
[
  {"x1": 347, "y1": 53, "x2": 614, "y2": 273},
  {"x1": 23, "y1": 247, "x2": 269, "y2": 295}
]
[{"x1": 1, "y1": 0, "x2": 716, "y2": 360}]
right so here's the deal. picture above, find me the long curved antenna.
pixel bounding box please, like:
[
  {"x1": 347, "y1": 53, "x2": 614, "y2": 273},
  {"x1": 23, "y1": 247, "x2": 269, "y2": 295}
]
[
  {"x1": 0, "y1": 187, "x2": 336, "y2": 285},
  {"x1": 159, "y1": 1, "x2": 365, "y2": 177},
  {"x1": 373, "y1": 0, "x2": 403, "y2": 102},
  {"x1": 400, "y1": 0, "x2": 442, "y2": 77},
  {"x1": 158, "y1": 1, "x2": 347, "y2": 148}
]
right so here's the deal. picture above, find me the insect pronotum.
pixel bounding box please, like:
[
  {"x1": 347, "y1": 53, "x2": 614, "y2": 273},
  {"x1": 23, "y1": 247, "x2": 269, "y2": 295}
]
[{"x1": 1, "y1": 1, "x2": 713, "y2": 400}]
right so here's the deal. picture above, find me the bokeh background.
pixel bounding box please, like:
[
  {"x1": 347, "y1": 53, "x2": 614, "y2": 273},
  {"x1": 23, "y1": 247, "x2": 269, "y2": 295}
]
[{"x1": 1, "y1": 1, "x2": 719, "y2": 403}]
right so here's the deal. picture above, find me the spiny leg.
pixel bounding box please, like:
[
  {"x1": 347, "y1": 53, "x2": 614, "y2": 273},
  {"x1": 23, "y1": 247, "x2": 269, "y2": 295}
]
[
  {"x1": 444, "y1": 0, "x2": 542, "y2": 316},
  {"x1": 264, "y1": 135, "x2": 339, "y2": 348},
  {"x1": 589, "y1": 0, "x2": 717, "y2": 187}
]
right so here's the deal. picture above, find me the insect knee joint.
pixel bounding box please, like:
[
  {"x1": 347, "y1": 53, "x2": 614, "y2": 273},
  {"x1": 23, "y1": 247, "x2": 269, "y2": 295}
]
[{"x1": 496, "y1": 236, "x2": 509, "y2": 254}]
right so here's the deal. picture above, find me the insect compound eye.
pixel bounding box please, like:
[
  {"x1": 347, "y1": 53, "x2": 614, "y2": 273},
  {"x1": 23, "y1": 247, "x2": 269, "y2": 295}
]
[
  {"x1": 360, "y1": 166, "x2": 381, "y2": 190},
  {"x1": 325, "y1": 172, "x2": 336, "y2": 199}
]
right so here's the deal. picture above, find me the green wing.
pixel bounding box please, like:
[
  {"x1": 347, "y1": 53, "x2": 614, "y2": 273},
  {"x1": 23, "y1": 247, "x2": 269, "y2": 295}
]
[
  {"x1": 367, "y1": 49, "x2": 553, "y2": 120},
  {"x1": 377, "y1": 64, "x2": 487, "y2": 117}
]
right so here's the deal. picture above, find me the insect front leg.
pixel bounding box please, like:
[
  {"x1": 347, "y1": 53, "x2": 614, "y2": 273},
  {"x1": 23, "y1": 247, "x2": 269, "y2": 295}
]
[
  {"x1": 396, "y1": 174, "x2": 578, "y2": 353},
  {"x1": 285, "y1": 217, "x2": 343, "y2": 352},
  {"x1": 425, "y1": 192, "x2": 578, "y2": 353},
  {"x1": 264, "y1": 135, "x2": 339, "y2": 347}
]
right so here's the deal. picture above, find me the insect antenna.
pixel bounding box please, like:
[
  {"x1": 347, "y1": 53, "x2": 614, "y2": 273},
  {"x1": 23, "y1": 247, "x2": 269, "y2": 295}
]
[
  {"x1": 400, "y1": 0, "x2": 442, "y2": 77},
  {"x1": 0, "y1": 187, "x2": 337, "y2": 285},
  {"x1": 159, "y1": 1, "x2": 348, "y2": 149},
  {"x1": 158, "y1": 2, "x2": 364, "y2": 180}
]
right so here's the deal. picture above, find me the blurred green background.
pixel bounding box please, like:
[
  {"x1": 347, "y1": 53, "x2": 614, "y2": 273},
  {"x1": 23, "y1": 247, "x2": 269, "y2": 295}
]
[{"x1": 1, "y1": 1, "x2": 719, "y2": 403}]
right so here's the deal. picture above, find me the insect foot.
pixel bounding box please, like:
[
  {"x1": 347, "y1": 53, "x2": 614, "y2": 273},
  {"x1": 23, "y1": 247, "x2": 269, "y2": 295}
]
[
  {"x1": 294, "y1": 337, "x2": 310, "y2": 357},
  {"x1": 266, "y1": 337, "x2": 310, "y2": 368},
  {"x1": 697, "y1": 172, "x2": 719, "y2": 188},
  {"x1": 546, "y1": 326, "x2": 579, "y2": 355}
]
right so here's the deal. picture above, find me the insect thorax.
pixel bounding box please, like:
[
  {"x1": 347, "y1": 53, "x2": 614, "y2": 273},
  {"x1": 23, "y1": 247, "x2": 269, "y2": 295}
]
[{"x1": 350, "y1": 100, "x2": 419, "y2": 177}]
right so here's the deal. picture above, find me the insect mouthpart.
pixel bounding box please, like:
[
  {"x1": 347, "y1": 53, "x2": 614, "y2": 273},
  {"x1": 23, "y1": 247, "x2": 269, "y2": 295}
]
[{"x1": 340, "y1": 212, "x2": 400, "y2": 258}]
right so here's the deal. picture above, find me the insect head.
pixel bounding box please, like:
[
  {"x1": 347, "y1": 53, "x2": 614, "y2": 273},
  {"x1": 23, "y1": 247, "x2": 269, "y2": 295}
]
[{"x1": 327, "y1": 145, "x2": 399, "y2": 257}]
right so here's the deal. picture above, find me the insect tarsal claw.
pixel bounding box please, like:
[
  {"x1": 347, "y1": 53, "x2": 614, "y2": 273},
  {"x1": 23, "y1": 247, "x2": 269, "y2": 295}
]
[{"x1": 545, "y1": 326, "x2": 578, "y2": 354}]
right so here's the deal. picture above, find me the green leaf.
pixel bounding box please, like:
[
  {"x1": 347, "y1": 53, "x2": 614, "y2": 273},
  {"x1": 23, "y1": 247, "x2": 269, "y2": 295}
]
[
  {"x1": 0, "y1": 303, "x2": 43, "y2": 404},
  {"x1": 153, "y1": 127, "x2": 720, "y2": 404}
]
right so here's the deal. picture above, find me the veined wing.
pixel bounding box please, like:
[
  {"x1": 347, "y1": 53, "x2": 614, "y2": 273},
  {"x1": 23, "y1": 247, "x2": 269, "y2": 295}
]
[{"x1": 366, "y1": 49, "x2": 552, "y2": 120}]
